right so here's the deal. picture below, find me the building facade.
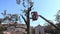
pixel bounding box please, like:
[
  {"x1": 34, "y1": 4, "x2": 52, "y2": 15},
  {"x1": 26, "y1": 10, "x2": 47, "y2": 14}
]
[
  {"x1": 34, "y1": 25, "x2": 44, "y2": 34},
  {"x1": 3, "y1": 22, "x2": 34, "y2": 34},
  {"x1": 0, "y1": 22, "x2": 44, "y2": 34}
]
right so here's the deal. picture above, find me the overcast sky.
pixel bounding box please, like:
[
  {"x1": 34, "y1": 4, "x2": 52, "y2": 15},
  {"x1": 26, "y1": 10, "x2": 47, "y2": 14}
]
[{"x1": 0, "y1": 0, "x2": 60, "y2": 27}]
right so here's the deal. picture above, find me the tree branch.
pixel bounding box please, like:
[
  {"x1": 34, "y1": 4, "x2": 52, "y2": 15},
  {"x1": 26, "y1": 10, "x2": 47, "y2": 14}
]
[
  {"x1": 20, "y1": 14, "x2": 27, "y2": 25},
  {"x1": 28, "y1": 5, "x2": 33, "y2": 11}
]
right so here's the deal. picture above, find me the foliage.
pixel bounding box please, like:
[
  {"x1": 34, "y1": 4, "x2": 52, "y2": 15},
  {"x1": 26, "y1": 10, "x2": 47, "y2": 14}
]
[
  {"x1": 2, "y1": 11, "x2": 19, "y2": 23},
  {"x1": 0, "y1": 26, "x2": 7, "y2": 34},
  {"x1": 0, "y1": 26, "x2": 7, "y2": 31},
  {"x1": 44, "y1": 24, "x2": 58, "y2": 34},
  {"x1": 55, "y1": 10, "x2": 60, "y2": 23}
]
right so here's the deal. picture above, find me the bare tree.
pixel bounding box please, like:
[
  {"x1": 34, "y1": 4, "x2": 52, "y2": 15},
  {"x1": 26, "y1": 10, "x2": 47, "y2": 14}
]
[{"x1": 16, "y1": 0, "x2": 33, "y2": 34}]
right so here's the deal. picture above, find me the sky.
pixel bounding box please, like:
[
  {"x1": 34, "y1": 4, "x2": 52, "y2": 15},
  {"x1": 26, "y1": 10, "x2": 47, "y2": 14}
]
[{"x1": 0, "y1": 0, "x2": 60, "y2": 27}]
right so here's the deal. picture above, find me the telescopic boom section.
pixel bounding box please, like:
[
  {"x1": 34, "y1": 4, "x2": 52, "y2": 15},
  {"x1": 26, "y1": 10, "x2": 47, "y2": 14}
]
[{"x1": 39, "y1": 15, "x2": 60, "y2": 30}]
